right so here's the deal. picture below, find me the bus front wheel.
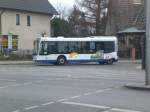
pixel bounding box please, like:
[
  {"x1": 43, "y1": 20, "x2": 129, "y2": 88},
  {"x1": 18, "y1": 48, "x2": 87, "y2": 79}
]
[
  {"x1": 57, "y1": 56, "x2": 66, "y2": 65},
  {"x1": 107, "y1": 59, "x2": 113, "y2": 65}
]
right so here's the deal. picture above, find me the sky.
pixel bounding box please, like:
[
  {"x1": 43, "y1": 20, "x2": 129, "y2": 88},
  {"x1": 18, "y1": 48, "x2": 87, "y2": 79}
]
[{"x1": 48, "y1": 0, "x2": 76, "y2": 10}]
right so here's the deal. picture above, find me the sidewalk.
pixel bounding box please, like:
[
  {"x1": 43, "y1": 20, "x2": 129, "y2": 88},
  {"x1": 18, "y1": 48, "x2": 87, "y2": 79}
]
[
  {"x1": 118, "y1": 59, "x2": 142, "y2": 64},
  {"x1": 0, "y1": 61, "x2": 33, "y2": 65},
  {"x1": 125, "y1": 83, "x2": 150, "y2": 91}
]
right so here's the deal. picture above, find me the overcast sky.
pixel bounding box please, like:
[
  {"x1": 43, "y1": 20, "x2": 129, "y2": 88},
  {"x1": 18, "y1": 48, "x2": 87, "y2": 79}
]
[{"x1": 48, "y1": 0, "x2": 76, "y2": 10}]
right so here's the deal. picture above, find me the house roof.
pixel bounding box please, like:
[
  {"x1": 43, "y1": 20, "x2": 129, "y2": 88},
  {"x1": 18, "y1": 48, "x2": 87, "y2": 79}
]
[
  {"x1": 0, "y1": 0, "x2": 58, "y2": 15},
  {"x1": 118, "y1": 27, "x2": 145, "y2": 34}
]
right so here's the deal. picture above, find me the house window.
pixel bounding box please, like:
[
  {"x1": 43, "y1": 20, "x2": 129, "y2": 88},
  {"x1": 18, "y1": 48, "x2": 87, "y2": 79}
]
[
  {"x1": 27, "y1": 15, "x2": 31, "y2": 26},
  {"x1": 16, "y1": 14, "x2": 20, "y2": 25}
]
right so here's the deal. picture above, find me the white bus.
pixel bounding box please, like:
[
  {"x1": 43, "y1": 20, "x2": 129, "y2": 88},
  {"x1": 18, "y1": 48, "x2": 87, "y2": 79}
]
[{"x1": 33, "y1": 36, "x2": 118, "y2": 65}]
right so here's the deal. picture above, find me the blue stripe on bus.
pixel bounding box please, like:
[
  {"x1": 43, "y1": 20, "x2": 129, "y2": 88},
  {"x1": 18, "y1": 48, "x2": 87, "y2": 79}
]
[
  {"x1": 35, "y1": 60, "x2": 56, "y2": 64},
  {"x1": 69, "y1": 60, "x2": 106, "y2": 63}
]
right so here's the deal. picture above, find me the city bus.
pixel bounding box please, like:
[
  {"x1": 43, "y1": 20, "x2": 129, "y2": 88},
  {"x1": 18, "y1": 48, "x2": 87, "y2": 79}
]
[{"x1": 33, "y1": 36, "x2": 118, "y2": 65}]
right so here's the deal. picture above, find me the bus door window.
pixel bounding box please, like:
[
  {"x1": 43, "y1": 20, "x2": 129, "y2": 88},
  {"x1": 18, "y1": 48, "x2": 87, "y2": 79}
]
[
  {"x1": 39, "y1": 41, "x2": 58, "y2": 55},
  {"x1": 39, "y1": 41, "x2": 48, "y2": 55}
]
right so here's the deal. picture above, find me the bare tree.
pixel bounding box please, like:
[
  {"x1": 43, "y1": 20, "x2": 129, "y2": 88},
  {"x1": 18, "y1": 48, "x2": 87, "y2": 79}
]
[
  {"x1": 56, "y1": 3, "x2": 68, "y2": 19},
  {"x1": 68, "y1": 5, "x2": 90, "y2": 36},
  {"x1": 105, "y1": 0, "x2": 121, "y2": 35},
  {"x1": 79, "y1": 0, "x2": 108, "y2": 35}
]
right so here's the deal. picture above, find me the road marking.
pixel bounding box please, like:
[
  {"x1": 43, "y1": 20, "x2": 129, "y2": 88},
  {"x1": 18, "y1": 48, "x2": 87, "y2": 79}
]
[
  {"x1": 36, "y1": 80, "x2": 43, "y2": 83},
  {"x1": 0, "y1": 79, "x2": 17, "y2": 82},
  {"x1": 95, "y1": 90, "x2": 105, "y2": 93},
  {"x1": 62, "y1": 102, "x2": 110, "y2": 110},
  {"x1": 62, "y1": 102, "x2": 142, "y2": 112},
  {"x1": 24, "y1": 106, "x2": 39, "y2": 110},
  {"x1": 41, "y1": 102, "x2": 54, "y2": 106},
  {"x1": 57, "y1": 98, "x2": 69, "y2": 102},
  {"x1": 84, "y1": 92, "x2": 93, "y2": 96},
  {"x1": 111, "y1": 108, "x2": 142, "y2": 112},
  {"x1": 22, "y1": 82, "x2": 32, "y2": 86},
  {"x1": 12, "y1": 110, "x2": 21, "y2": 112},
  {"x1": 112, "y1": 86, "x2": 122, "y2": 89},
  {"x1": 95, "y1": 87, "x2": 118, "y2": 94},
  {"x1": 136, "y1": 66, "x2": 141, "y2": 69},
  {"x1": 10, "y1": 84, "x2": 22, "y2": 87},
  {"x1": 67, "y1": 75, "x2": 72, "y2": 78},
  {"x1": 71, "y1": 95, "x2": 82, "y2": 99},
  {"x1": 0, "y1": 86, "x2": 9, "y2": 89},
  {"x1": 104, "y1": 88, "x2": 112, "y2": 91}
]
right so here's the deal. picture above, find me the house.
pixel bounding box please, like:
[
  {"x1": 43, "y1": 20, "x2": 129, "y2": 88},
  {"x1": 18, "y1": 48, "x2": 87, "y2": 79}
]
[{"x1": 0, "y1": 0, "x2": 57, "y2": 54}]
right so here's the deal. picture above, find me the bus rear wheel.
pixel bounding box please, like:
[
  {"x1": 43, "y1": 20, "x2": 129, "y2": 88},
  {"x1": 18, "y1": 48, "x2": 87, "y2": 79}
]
[{"x1": 57, "y1": 56, "x2": 66, "y2": 65}]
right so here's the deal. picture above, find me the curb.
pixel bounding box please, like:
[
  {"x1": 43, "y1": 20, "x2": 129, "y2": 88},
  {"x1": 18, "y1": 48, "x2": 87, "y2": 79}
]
[
  {"x1": 125, "y1": 84, "x2": 150, "y2": 91},
  {"x1": 0, "y1": 61, "x2": 33, "y2": 65},
  {"x1": 118, "y1": 60, "x2": 141, "y2": 64}
]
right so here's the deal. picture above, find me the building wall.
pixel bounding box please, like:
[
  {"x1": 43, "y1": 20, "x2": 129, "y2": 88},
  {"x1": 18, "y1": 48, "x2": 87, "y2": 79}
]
[{"x1": 1, "y1": 10, "x2": 51, "y2": 50}]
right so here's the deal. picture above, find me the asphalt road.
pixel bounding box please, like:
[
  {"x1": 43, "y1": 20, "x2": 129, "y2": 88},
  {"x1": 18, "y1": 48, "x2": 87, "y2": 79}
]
[{"x1": 0, "y1": 62, "x2": 148, "y2": 112}]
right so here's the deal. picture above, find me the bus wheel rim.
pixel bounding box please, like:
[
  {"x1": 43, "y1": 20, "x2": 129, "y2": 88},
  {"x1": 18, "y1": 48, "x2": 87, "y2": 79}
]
[{"x1": 60, "y1": 58, "x2": 65, "y2": 64}]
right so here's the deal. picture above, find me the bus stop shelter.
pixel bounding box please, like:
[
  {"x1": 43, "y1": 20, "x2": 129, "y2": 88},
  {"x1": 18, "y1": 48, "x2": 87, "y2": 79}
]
[{"x1": 117, "y1": 27, "x2": 145, "y2": 59}]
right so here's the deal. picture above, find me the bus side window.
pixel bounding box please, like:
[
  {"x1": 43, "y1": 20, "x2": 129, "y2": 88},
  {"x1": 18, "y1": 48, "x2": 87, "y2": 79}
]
[
  {"x1": 90, "y1": 42, "x2": 95, "y2": 53},
  {"x1": 57, "y1": 42, "x2": 68, "y2": 54},
  {"x1": 96, "y1": 42, "x2": 104, "y2": 52},
  {"x1": 48, "y1": 42, "x2": 58, "y2": 54},
  {"x1": 103, "y1": 42, "x2": 115, "y2": 53}
]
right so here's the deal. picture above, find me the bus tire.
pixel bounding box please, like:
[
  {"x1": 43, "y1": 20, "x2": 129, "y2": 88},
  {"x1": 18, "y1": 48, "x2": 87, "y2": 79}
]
[
  {"x1": 107, "y1": 59, "x2": 113, "y2": 65},
  {"x1": 57, "y1": 56, "x2": 67, "y2": 65}
]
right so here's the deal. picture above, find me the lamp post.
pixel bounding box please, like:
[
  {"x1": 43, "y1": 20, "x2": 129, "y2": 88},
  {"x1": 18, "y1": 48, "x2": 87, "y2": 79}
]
[{"x1": 145, "y1": 0, "x2": 150, "y2": 85}]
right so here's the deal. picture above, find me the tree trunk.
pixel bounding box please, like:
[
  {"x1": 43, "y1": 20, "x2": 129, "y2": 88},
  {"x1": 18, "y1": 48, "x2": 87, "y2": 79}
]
[{"x1": 95, "y1": 0, "x2": 101, "y2": 35}]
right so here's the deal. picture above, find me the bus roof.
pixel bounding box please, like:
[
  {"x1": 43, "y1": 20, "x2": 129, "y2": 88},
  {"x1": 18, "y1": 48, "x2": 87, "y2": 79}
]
[{"x1": 38, "y1": 36, "x2": 117, "y2": 42}]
